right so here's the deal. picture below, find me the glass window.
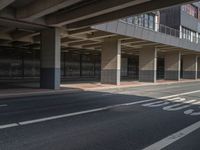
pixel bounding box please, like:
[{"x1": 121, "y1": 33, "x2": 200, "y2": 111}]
[
  {"x1": 138, "y1": 15, "x2": 143, "y2": 26},
  {"x1": 121, "y1": 13, "x2": 155, "y2": 30},
  {"x1": 198, "y1": 33, "x2": 200, "y2": 43},
  {"x1": 127, "y1": 17, "x2": 133, "y2": 24},
  {"x1": 182, "y1": 4, "x2": 198, "y2": 18},
  {"x1": 149, "y1": 14, "x2": 155, "y2": 30},
  {"x1": 144, "y1": 14, "x2": 149, "y2": 28}
]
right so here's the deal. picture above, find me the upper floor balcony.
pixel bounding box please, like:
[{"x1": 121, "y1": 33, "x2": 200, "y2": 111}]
[{"x1": 92, "y1": 16, "x2": 200, "y2": 52}]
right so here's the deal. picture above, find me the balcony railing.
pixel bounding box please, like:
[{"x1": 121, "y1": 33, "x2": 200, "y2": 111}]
[{"x1": 120, "y1": 17, "x2": 199, "y2": 44}]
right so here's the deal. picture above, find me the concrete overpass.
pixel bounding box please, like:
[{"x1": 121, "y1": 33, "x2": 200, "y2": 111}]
[
  {"x1": 0, "y1": 0, "x2": 197, "y2": 28},
  {"x1": 0, "y1": 0, "x2": 199, "y2": 90}
]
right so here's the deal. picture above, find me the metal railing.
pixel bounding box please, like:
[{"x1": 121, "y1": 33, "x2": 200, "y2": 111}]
[
  {"x1": 120, "y1": 17, "x2": 199, "y2": 44},
  {"x1": 158, "y1": 24, "x2": 180, "y2": 37}
]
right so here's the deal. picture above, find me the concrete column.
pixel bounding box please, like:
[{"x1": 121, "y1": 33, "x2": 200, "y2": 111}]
[
  {"x1": 40, "y1": 28, "x2": 61, "y2": 89},
  {"x1": 198, "y1": 57, "x2": 200, "y2": 79},
  {"x1": 164, "y1": 51, "x2": 181, "y2": 80},
  {"x1": 182, "y1": 55, "x2": 198, "y2": 79},
  {"x1": 101, "y1": 38, "x2": 121, "y2": 85},
  {"x1": 139, "y1": 47, "x2": 157, "y2": 83}
]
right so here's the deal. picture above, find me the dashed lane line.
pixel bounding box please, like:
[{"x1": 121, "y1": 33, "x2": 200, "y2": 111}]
[
  {"x1": 1, "y1": 90, "x2": 200, "y2": 130},
  {"x1": 0, "y1": 104, "x2": 8, "y2": 107},
  {"x1": 0, "y1": 123, "x2": 18, "y2": 129}
]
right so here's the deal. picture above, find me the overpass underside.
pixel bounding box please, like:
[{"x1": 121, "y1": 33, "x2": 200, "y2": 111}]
[
  {"x1": 1, "y1": 25, "x2": 200, "y2": 89},
  {"x1": 0, "y1": 0, "x2": 199, "y2": 89}
]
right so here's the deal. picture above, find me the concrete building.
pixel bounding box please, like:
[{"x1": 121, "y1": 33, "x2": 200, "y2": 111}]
[{"x1": 0, "y1": 0, "x2": 198, "y2": 89}]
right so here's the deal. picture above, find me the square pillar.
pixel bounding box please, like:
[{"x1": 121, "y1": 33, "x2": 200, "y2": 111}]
[
  {"x1": 182, "y1": 55, "x2": 198, "y2": 79},
  {"x1": 164, "y1": 51, "x2": 181, "y2": 80},
  {"x1": 139, "y1": 47, "x2": 157, "y2": 83},
  {"x1": 40, "y1": 28, "x2": 61, "y2": 89},
  {"x1": 198, "y1": 57, "x2": 200, "y2": 79},
  {"x1": 101, "y1": 38, "x2": 121, "y2": 85}
]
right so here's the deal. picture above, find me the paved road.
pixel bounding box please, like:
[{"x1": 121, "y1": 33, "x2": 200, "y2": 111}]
[{"x1": 0, "y1": 81, "x2": 200, "y2": 150}]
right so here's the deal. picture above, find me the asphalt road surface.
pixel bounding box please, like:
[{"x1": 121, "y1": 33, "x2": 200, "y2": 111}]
[{"x1": 0, "y1": 81, "x2": 200, "y2": 150}]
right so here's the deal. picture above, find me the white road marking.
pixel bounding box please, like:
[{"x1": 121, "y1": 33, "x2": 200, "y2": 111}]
[
  {"x1": 1, "y1": 90, "x2": 200, "y2": 129},
  {"x1": 142, "y1": 95, "x2": 200, "y2": 115},
  {"x1": 184, "y1": 106, "x2": 200, "y2": 116},
  {"x1": 0, "y1": 123, "x2": 18, "y2": 129},
  {"x1": 0, "y1": 104, "x2": 8, "y2": 107},
  {"x1": 142, "y1": 120, "x2": 200, "y2": 150},
  {"x1": 142, "y1": 101, "x2": 170, "y2": 107},
  {"x1": 159, "y1": 90, "x2": 200, "y2": 99},
  {"x1": 163, "y1": 100, "x2": 197, "y2": 111},
  {"x1": 101, "y1": 93, "x2": 113, "y2": 96},
  {"x1": 19, "y1": 98, "x2": 156, "y2": 125}
]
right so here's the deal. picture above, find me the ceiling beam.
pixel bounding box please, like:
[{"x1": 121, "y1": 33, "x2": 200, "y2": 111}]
[
  {"x1": 133, "y1": 42, "x2": 158, "y2": 47},
  {"x1": 10, "y1": 30, "x2": 39, "y2": 40},
  {"x1": 63, "y1": 39, "x2": 85, "y2": 45},
  {"x1": 46, "y1": 0, "x2": 149, "y2": 26},
  {"x1": 0, "y1": 33, "x2": 12, "y2": 40},
  {"x1": 82, "y1": 43, "x2": 102, "y2": 48},
  {"x1": 122, "y1": 40, "x2": 146, "y2": 45},
  {"x1": 16, "y1": 0, "x2": 82, "y2": 21},
  {"x1": 68, "y1": 27, "x2": 95, "y2": 35},
  {"x1": 122, "y1": 44, "x2": 140, "y2": 49},
  {"x1": 87, "y1": 31, "x2": 116, "y2": 39},
  {"x1": 0, "y1": 17, "x2": 48, "y2": 31},
  {"x1": 61, "y1": 37, "x2": 81, "y2": 43},
  {"x1": 68, "y1": 40, "x2": 98, "y2": 47},
  {"x1": 0, "y1": 0, "x2": 15, "y2": 10}
]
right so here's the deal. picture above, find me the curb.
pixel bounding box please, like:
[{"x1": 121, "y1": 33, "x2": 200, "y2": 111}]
[
  {"x1": 0, "y1": 89, "x2": 83, "y2": 99},
  {"x1": 83, "y1": 80, "x2": 200, "y2": 91},
  {"x1": 0, "y1": 80, "x2": 199, "y2": 99}
]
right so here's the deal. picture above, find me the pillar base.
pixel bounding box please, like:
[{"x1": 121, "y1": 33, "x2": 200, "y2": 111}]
[
  {"x1": 182, "y1": 55, "x2": 198, "y2": 80},
  {"x1": 165, "y1": 71, "x2": 180, "y2": 80},
  {"x1": 101, "y1": 69, "x2": 120, "y2": 85},
  {"x1": 139, "y1": 70, "x2": 156, "y2": 82},
  {"x1": 183, "y1": 71, "x2": 197, "y2": 79},
  {"x1": 40, "y1": 68, "x2": 60, "y2": 90}
]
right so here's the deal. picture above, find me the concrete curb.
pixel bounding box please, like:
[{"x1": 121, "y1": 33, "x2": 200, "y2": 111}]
[
  {"x1": 84, "y1": 80, "x2": 200, "y2": 91},
  {"x1": 0, "y1": 80, "x2": 199, "y2": 99},
  {"x1": 0, "y1": 89, "x2": 83, "y2": 99}
]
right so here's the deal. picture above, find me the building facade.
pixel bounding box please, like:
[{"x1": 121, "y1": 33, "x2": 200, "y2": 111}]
[{"x1": 160, "y1": 2, "x2": 200, "y2": 43}]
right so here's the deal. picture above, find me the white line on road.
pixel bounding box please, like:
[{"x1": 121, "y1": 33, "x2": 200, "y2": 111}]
[
  {"x1": 0, "y1": 123, "x2": 18, "y2": 129},
  {"x1": 19, "y1": 98, "x2": 156, "y2": 125},
  {"x1": 1, "y1": 90, "x2": 200, "y2": 129},
  {"x1": 142, "y1": 120, "x2": 200, "y2": 150},
  {"x1": 0, "y1": 104, "x2": 8, "y2": 107}
]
